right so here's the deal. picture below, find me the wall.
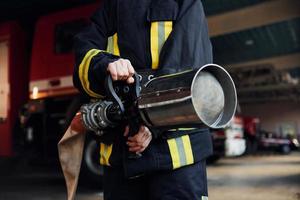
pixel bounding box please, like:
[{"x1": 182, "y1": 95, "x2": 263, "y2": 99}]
[{"x1": 241, "y1": 101, "x2": 300, "y2": 137}]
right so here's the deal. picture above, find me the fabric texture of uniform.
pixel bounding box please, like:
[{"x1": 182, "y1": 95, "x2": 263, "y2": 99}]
[
  {"x1": 73, "y1": 0, "x2": 213, "y2": 199},
  {"x1": 104, "y1": 160, "x2": 208, "y2": 200}
]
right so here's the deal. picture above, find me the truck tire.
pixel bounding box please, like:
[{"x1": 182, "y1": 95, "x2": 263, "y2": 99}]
[
  {"x1": 80, "y1": 136, "x2": 104, "y2": 187},
  {"x1": 281, "y1": 145, "x2": 291, "y2": 154}
]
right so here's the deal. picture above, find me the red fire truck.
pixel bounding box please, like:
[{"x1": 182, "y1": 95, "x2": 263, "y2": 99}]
[{"x1": 0, "y1": 4, "x2": 103, "y2": 183}]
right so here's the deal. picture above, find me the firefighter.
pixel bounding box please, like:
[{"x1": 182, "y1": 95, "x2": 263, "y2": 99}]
[{"x1": 73, "y1": 0, "x2": 213, "y2": 199}]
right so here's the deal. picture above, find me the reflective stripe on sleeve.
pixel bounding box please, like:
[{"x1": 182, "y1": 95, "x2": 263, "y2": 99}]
[
  {"x1": 100, "y1": 143, "x2": 113, "y2": 166},
  {"x1": 202, "y1": 196, "x2": 209, "y2": 200},
  {"x1": 78, "y1": 49, "x2": 104, "y2": 98},
  {"x1": 167, "y1": 135, "x2": 194, "y2": 169},
  {"x1": 182, "y1": 135, "x2": 194, "y2": 165},
  {"x1": 167, "y1": 138, "x2": 181, "y2": 169}
]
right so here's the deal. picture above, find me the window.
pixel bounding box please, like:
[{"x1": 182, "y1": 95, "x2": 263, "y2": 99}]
[{"x1": 54, "y1": 19, "x2": 89, "y2": 54}]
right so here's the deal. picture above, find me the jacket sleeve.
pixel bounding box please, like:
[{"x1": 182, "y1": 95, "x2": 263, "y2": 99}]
[{"x1": 73, "y1": 0, "x2": 119, "y2": 98}]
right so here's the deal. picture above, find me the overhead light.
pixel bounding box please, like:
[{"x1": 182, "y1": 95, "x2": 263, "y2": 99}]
[{"x1": 245, "y1": 39, "x2": 254, "y2": 46}]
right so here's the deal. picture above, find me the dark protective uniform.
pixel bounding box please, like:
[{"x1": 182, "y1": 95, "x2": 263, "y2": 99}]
[{"x1": 73, "y1": 0, "x2": 213, "y2": 199}]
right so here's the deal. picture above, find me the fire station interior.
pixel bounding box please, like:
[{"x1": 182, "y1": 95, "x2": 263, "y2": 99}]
[{"x1": 0, "y1": 0, "x2": 299, "y2": 200}]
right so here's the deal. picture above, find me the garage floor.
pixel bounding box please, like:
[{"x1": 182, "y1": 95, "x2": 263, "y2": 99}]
[
  {"x1": 0, "y1": 152, "x2": 299, "y2": 200},
  {"x1": 207, "y1": 153, "x2": 300, "y2": 200}
]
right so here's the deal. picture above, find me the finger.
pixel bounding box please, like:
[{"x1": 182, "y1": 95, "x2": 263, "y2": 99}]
[
  {"x1": 119, "y1": 60, "x2": 129, "y2": 80},
  {"x1": 127, "y1": 138, "x2": 140, "y2": 146},
  {"x1": 126, "y1": 77, "x2": 135, "y2": 84},
  {"x1": 127, "y1": 144, "x2": 143, "y2": 151},
  {"x1": 128, "y1": 133, "x2": 152, "y2": 153},
  {"x1": 126, "y1": 139, "x2": 140, "y2": 146},
  {"x1": 139, "y1": 126, "x2": 146, "y2": 132},
  {"x1": 127, "y1": 61, "x2": 135, "y2": 76},
  {"x1": 126, "y1": 141, "x2": 137, "y2": 147},
  {"x1": 116, "y1": 61, "x2": 125, "y2": 80},
  {"x1": 124, "y1": 126, "x2": 129, "y2": 137},
  {"x1": 108, "y1": 63, "x2": 118, "y2": 81},
  {"x1": 137, "y1": 137, "x2": 152, "y2": 153},
  {"x1": 129, "y1": 146, "x2": 143, "y2": 152},
  {"x1": 140, "y1": 126, "x2": 151, "y2": 141},
  {"x1": 124, "y1": 60, "x2": 135, "y2": 84},
  {"x1": 131, "y1": 128, "x2": 150, "y2": 145},
  {"x1": 136, "y1": 146, "x2": 146, "y2": 154},
  {"x1": 139, "y1": 131, "x2": 149, "y2": 143},
  {"x1": 128, "y1": 134, "x2": 143, "y2": 144},
  {"x1": 127, "y1": 126, "x2": 150, "y2": 143},
  {"x1": 120, "y1": 59, "x2": 130, "y2": 77},
  {"x1": 142, "y1": 135, "x2": 152, "y2": 146}
]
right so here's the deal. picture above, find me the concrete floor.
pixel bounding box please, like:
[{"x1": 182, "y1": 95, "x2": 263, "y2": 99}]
[
  {"x1": 0, "y1": 152, "x2": 299, "y2": 200},
  {"x1": 207, "y1": 153, "x2": 300, "y2": 200}
]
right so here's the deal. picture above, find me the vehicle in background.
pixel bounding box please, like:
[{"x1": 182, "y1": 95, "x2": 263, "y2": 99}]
[
  {"x1": 290, "y1": 137, "x2": 300, "y2": 150},
  {"x1": 207, "y1": 116, "x2": 245, "y2": 163},
  {"x1": 242, "y1": 116, "x2": 299, "y2": 154},
  {"x1": 243, "y1": 116, "x2": 260, "y2": 154},
  {"x1": 258, "y1": 130, "x2": 299, "y2": 154},
  {"x1": 224, "y1": 116, "x2": 246, "y2": 157},
  {"x1": 0, "y1": 4, "x2": 104, "y2": 184},
  {"x1": 0, "y1": 22, "x2": 28, "y2": 158}
]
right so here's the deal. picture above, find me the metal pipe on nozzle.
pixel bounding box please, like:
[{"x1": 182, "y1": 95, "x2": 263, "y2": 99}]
[{"x1": 138, "y1": 64, "x2": 237, "y2": 129}]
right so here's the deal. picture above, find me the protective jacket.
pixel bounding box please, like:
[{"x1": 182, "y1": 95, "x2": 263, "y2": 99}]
[{"x1": 73, "y1": 0, "x2": 213, "y2": 177}]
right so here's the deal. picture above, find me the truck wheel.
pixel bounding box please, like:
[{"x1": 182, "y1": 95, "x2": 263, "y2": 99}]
[
  {"x1": 281, "y1": 145, "x2": 291, "y2": 154},
  {"x1": 80, "y1": 136, "x2": 103, "y2": 187}
]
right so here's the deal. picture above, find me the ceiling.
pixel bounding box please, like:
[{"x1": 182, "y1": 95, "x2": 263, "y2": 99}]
[
  {"x1": 202, "y1": 0, "x2": 267, "y2": 16},
  {"x1": 0, "y1": 0, "x2": 96, "y2": 22},
  {"x1": 212, "y1": 18, "x2": 300, "y2": 65},
  {"x1": 0, "y1": 0, "x2": 299, "y2": 103}
]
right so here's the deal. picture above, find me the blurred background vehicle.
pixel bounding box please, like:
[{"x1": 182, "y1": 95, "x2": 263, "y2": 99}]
[{"x1": 0, "y1": 4, "x2": 104, "y2": 185}]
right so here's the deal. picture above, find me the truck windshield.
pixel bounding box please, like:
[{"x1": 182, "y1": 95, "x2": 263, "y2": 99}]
[{"x1": 55, "y1": 19, "x2": 89, "y2": 54}]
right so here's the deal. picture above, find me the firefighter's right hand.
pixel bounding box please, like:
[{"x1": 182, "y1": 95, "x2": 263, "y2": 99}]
[{"x1": 107, "y1": 58, "x2": 135, "y2": 84}]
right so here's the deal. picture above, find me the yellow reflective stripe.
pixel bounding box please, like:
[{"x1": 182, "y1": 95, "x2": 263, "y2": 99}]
[
  {"x1": 105, "y1": 144, "x2": 113, "y2": 166},
  {"x1": 182, "y1": 135, "x2": 194, "y2": 165},
  {"x1": 202, "y1": 196, "x2": 209, "y2": 200},
  {"x1": 107, "y1": 37, "x2": 113, "y2": 53},
  {"x1": 167, "y1": 135, "x2": 194, "y2": 169},
  {"x1": 100, "y1": 143, "x2": 105, "y2": 165},
  {"x1": 113, "y1": 34, "x2": 120, "y2": 56},
  {"x1": 164, "y1": 21, "x2": 173, "y2": 40},
  {"x1": 167, "y1": 138, "x2": 181, "y2": 169},
  {"x1": 107, "y1": 33, "x2": 120, "y2": 56},
  {"x1": 150, "y1": 21, "x2": 173, "y2": 70},
  {"x1": 151, "y1": 22, "x2": 159, "y2": 69},
  {"x1": 78, "y1": 49, "x2": 103, "y2": 98},
  {"x1": 100, "y1": 143, "x2": 113, "y2": 166}
]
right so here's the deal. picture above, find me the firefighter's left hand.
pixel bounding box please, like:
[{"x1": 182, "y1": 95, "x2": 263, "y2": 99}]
[{"x1": 124, "y1": 126, "x2": 152, "y2": 153}]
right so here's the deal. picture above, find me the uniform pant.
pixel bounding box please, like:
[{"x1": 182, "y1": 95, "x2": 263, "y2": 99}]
[{"x1": 103, "y1": 160, "x2": 208, "y2": 200}]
